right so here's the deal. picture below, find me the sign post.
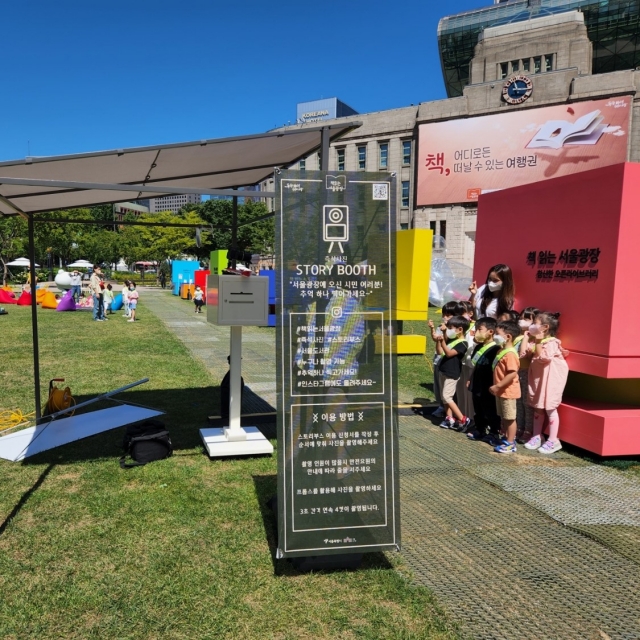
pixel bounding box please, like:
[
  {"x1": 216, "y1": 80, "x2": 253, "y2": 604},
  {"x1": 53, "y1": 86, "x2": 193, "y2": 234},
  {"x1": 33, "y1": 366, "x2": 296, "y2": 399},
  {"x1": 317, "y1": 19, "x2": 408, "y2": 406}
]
[{"x1": 276, "y1": 170, "x2": 400, "y2": 559}]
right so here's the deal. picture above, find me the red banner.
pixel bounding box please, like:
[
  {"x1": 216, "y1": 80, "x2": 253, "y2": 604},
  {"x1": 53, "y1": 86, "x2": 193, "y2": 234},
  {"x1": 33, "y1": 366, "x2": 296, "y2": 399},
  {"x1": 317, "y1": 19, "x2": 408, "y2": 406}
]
[{"x1": 416, "y1": 97, "x2": 630, "y2": 206}]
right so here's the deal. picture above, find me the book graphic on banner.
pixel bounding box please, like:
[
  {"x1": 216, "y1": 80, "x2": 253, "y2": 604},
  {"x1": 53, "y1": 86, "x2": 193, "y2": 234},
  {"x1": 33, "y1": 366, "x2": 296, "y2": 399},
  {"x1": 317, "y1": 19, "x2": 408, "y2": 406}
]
[{"x1": 527, "y1": 110, "x2": 606, "y2": 149}]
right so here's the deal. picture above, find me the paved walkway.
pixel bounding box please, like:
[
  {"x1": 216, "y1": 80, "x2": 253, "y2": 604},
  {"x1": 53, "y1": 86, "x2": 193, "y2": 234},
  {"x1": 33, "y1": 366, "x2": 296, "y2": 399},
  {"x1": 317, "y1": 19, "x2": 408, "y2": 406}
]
[{"x1": 143, "y1": 288, "x2": 640, "y2": 640}]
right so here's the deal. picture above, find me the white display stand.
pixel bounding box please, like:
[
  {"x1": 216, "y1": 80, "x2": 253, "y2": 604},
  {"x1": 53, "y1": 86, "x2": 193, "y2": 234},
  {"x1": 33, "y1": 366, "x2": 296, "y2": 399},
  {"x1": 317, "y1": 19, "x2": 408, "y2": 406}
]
[{"x1": 200, "y1": 276, "x2": 273, "y2": 458}]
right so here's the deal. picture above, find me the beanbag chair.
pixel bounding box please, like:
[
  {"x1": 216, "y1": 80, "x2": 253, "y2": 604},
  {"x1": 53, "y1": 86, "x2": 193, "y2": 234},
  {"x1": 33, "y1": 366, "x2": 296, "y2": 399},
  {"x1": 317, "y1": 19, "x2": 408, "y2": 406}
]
[
  {"x1": 36, "y1": 288, "x2": 47, "y2": 305},
  {"x1": 111, "y1": 293, "x2": 123, "y2": 311},
  {"x1": 41, "y1": 291, "x2": 59, "y2": 309},
  {"x1": 0, "y1": 289, "x2": 17, "y2": 304},
  {"x1": 56, "y1": 290, "x2": 76, "y2": 312},
  {"x1": 1, "y1": 286, "x2": 14, "y2": 294},
  {"x1": 16, "y1": 290, "x2": 32, "y2": 306}
]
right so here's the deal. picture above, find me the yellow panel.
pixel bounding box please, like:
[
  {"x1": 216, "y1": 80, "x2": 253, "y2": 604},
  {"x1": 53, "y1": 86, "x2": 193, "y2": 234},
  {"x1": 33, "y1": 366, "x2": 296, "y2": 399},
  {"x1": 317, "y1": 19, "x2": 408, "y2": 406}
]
[
  {"x1": 210, "y1": 250, "x2": 228, "y2": 275},
  {"x1": 396, "y1": 229, "x2": 433, "y2": 313},
  {"x1": 374, "y1": 335, "x2": 426, "y2": 355}
]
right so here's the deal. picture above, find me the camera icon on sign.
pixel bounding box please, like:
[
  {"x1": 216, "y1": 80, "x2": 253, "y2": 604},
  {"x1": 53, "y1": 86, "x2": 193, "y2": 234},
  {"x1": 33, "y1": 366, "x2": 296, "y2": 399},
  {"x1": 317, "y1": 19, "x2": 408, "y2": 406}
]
[
  {"x1": 331, "y1": 307, "x2": 343, "y2": 319},
  {"x1": 323, "y1": 205, "x2": 349, "y2": 253}
]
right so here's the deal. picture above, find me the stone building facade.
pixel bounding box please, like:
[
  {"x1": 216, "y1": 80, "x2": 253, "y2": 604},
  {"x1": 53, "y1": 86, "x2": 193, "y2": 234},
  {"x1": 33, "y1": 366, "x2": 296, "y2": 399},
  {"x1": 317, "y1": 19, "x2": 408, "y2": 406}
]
[{"x1": 267, "y1": 9, "x2": 640, "y2": 267}]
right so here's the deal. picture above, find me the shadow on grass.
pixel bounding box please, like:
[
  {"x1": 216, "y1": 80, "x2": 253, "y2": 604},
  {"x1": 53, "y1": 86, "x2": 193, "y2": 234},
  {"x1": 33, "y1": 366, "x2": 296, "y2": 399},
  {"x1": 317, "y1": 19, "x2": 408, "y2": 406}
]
[
  {"x1": 252, "y1": 474, "x2": 393, "y2": 576},
  {"x1": 0, "y1": 462, "x2": 55, "y2": 538},
  {"x1": 17, "y1": 386, "x2": 276, "y2": 467}
]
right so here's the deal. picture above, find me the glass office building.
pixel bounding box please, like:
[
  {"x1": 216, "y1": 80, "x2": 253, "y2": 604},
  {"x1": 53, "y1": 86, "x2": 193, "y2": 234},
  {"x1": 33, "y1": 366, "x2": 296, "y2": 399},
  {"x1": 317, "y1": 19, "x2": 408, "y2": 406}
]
[{"x1": 439, "y1": 0, "x2": 640, "y2": 96}]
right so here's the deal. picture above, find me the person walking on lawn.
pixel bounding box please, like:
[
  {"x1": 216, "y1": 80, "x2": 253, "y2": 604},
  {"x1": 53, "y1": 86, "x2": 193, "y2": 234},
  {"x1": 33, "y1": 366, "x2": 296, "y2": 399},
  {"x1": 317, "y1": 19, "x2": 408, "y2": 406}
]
[{"x1": 90, "y1": 266, "x2": 105, "y2": 322}]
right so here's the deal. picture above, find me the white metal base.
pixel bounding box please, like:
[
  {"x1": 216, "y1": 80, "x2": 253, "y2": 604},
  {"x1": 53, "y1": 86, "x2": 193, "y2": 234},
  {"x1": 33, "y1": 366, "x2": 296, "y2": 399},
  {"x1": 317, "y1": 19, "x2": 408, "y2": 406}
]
[{"x1": 200, "y1": 426, "x2": 274, "y2": 458}]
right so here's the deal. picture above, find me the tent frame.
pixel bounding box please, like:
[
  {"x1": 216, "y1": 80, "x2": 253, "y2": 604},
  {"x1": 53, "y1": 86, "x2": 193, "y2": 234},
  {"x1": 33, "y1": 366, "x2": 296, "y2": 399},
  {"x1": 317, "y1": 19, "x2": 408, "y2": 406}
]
[{"x1": 0, "y1": 123, "x2": 343, "y2": 422}]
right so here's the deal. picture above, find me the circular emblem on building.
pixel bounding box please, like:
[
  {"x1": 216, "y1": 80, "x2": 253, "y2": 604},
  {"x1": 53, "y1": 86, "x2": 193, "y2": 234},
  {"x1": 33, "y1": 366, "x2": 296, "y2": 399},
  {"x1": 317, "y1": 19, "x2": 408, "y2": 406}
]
[{"x1": 502, "y1": 74, "x2": 533, "y2": 105}]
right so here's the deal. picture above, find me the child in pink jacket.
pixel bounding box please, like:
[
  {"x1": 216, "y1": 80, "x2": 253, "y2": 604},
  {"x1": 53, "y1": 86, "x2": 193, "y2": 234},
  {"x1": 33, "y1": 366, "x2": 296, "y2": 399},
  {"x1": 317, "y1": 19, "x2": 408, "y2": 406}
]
[{"x1": 520, "y1": 311, "x2": 569, "y2": 454}]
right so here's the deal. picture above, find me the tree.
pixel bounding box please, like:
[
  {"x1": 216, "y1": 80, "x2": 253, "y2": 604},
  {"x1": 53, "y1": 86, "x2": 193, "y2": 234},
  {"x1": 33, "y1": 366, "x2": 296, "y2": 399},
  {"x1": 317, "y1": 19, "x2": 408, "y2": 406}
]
[
  {"x1": 0, "y1": 215, "x2": 27, "y2": 285},
  {"x1": 189, "y1": 198, "x2": 275, "y2": 257},
  {"x1": 125, "y1": 211, "x2": 209, "y2": 265}
]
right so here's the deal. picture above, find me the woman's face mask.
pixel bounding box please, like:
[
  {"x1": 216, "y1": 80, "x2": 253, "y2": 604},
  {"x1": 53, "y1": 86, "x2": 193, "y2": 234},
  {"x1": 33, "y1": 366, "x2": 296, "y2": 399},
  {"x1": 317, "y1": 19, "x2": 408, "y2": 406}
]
[{"x1": 487, "y1": 280, "x2": 502, "y2": 293}]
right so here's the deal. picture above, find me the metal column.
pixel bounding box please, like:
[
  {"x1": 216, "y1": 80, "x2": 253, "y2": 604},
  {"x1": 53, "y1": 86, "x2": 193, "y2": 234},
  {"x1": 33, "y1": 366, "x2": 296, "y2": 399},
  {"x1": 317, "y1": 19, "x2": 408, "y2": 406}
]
[{"x1": 27, "y1": 214, "x2": 42, "y2": 422}]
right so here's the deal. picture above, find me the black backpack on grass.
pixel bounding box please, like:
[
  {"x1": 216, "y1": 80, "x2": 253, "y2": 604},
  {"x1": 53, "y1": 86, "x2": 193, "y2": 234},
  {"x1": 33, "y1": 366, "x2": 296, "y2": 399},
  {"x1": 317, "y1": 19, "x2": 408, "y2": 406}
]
[{"x1": 120, "y1": 419, "x2": 173, "y2": 468}]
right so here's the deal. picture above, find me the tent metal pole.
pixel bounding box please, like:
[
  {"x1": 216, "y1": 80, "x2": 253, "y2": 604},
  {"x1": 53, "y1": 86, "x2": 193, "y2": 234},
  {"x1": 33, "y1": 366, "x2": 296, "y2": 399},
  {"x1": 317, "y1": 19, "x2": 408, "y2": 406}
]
[
  {"x1": 321, "y1": 127, "x2": 330, "y2": 171},
  {"x1": 231, "y1": 196, "x2": 238, "y2": 269},
  {"x1": 27, "y1": 214, "x2": 42, "y2": 422}
]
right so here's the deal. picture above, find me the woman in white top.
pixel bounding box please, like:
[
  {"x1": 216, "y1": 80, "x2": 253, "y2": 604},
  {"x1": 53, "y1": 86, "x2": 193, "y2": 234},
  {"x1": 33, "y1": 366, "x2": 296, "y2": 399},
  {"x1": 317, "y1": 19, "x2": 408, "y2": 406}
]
[{"x1": 468, "y1": 263, "x2": 515, "y2": 320}]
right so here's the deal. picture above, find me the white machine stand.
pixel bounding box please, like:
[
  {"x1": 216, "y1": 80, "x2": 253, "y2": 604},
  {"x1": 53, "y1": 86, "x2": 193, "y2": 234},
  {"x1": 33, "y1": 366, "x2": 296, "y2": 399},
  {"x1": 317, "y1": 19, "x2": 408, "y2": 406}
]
[{"x1": 199, "y1": 275, "x2": 274, "y2": 458}]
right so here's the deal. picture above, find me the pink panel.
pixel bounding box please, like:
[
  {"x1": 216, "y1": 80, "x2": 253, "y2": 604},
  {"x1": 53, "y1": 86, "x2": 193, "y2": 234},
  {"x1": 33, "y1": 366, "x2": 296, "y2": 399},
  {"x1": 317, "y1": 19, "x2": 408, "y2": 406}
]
[
  {"x1": 558, "y1": 399, "x2": 640, "y2": 456},
  {"x1": 475, "y1": 163, "x2": 628, "y2": 377}
]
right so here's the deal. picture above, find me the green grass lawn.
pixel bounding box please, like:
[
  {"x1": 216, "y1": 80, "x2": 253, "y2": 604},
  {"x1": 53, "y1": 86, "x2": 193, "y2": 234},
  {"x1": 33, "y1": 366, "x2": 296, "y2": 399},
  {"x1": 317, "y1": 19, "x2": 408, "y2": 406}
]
[
  {"x1": 0, "y1": 304, "x2": 459, "y2": 640},
  {"x1": 396, "y1": 320, "x2": 436, "y2": 405}
]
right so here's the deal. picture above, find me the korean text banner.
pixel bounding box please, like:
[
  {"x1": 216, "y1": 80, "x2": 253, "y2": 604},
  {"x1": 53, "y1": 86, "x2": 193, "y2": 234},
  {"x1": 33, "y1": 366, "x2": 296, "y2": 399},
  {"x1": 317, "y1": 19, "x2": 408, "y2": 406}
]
[
  {"x1": 275, "y1": 170, "x2": 400, "y2": 558},
  {"x1": 416, "y1": 97, "x2": 630, "y2": 206}
]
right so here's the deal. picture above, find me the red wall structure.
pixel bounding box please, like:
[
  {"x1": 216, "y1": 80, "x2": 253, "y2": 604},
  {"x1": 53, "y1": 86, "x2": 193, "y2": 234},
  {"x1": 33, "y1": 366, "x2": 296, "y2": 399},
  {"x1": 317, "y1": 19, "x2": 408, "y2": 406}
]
[{"x1": 475, "y1": 163, "x2": 640, "y2": 456}]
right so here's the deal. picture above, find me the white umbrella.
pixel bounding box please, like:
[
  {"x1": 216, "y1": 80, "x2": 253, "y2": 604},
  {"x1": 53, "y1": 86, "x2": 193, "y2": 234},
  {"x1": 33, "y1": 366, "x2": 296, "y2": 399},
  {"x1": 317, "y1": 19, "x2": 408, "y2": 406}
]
[
  {"x1": 67, "y1": 260, "x2": 93, "y2": 268},
  {"x1": 7, "y1": 257, "x2": 40, "y2": 267}
]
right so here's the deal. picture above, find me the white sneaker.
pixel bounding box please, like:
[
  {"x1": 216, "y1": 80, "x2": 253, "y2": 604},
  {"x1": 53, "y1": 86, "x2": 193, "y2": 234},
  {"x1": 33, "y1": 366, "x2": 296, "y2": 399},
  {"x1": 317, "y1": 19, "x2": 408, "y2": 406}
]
[
  {"x1": 538, "y1": 439, "x2": 562, "y2": 454},
  {"x1": 524, "y1": 435, "x2": 542, "y2": 450}
]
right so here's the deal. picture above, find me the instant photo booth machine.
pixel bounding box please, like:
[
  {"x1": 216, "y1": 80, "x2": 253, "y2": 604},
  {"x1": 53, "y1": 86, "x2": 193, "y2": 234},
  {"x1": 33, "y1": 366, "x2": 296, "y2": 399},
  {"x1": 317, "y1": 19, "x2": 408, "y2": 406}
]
[{"x1": 199, "y1": 274, "x2": 274, "y2": 457}]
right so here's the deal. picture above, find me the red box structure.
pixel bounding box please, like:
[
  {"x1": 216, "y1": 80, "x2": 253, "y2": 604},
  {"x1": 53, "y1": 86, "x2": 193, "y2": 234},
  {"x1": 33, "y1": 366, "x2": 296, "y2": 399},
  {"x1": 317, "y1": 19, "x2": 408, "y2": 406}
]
[
  {"x1": 194, "y1": 270, "x2": 210, "y2": 302},
  {"x1": 475, "y1": 163, "x2": 640, "y2": 456}
]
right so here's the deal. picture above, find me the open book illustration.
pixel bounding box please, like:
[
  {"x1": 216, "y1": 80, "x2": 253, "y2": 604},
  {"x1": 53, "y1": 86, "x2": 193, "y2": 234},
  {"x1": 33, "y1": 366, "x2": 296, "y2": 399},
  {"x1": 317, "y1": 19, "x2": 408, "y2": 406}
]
[{"x1": 527, "y1": 110, "x2": 606, "y2": 149}]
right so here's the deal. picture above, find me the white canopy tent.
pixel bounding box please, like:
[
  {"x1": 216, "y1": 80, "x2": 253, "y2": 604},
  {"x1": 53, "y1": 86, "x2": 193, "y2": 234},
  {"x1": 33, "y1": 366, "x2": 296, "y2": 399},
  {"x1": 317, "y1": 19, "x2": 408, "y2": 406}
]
[
  {"x1": 7, "y1": 257, "x2": 40, "y2": 267},
  {"x1": 66, "y1": 260, "x2": 94, "y2": 269},
  {"x1": 0, "y1": 122, "x2": 361, "y2": 420}
]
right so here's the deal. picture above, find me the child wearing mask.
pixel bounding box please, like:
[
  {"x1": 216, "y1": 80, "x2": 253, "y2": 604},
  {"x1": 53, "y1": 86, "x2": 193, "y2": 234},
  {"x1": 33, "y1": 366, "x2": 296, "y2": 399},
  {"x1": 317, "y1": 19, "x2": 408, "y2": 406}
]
[
  {"x1": 521, "y1": 311, "x2": 569, "y2": 454},
  {"x1": 193, "y1": 286, "x2": 205, "y2": 313},
  {"x1": 515, "y1": 306, "x2": 539, "y2": 442},
  {"x1": 127, "y1": 282, "x2": 139, "y2": 323},
  {"x1": 434, "y1": 316, "x2": 471, "y2": 431},
  {"x1": 466, "y1": 317, "x2": 501, "y2": 442},
  {"x1": 428, "y1": 301, "x2": 464, "y2": 418},
  {"x1": 103, "y1": 283, "x2": 114, "y2": 316},
  {"x1": 122, "y1": 280, "x2": 131, "y2": 318},
  {"x1": 456, "y1": 300, "x2": 476, "y2": 426},
  {"x1": 490, "y1": 320, "x2": 521, "y2": 454}
]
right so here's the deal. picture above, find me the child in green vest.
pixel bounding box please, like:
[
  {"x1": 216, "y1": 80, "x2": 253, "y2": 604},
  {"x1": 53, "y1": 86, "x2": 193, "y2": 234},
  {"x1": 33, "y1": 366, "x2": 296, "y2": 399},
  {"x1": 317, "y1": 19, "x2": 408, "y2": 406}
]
[
  {"x1": 435, "y1": 315, "x2": 471, "y2": 431},
  {"x1": 490, "y1": 320, "x2": 522, "y2": 454}
]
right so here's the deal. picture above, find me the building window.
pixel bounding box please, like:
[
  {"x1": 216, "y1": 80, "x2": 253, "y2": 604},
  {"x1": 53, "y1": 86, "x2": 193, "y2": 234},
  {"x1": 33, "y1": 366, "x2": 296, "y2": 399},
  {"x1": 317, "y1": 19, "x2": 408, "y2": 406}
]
[
  {"x1": 300, "y1": 158, "x2": 306, "y2": 171},
  {"x1": 510, "y1": 59, "x2": 519, "y2": 73},
  {"x1": 499, "y1": 62, "x2": 508, "y2": 79},
  {"x1": 533, "y1": 56, "x2": 542, "y2": 74},
  {"x1": 402, "y1": 140, "x2": 411, "y2": 165},
  {"x1": 522, "y1": 58, "x2": 530, "y2": 72},
  {"x1": 401, "y1": 181, "x2": 410, "y2": 208},
  {"x1": 544, "y1": 54, "x2": 553, "y2": 72},
  {"x1": 429, "y1": 221, "x2": 436, "y2": 234},
  {"x1": 337, "y1": 148, "x2": 345, "y2": 171},
  {"x1": 440, "y1": 221, "x2": 447, "y2": 239},
  {"x1": 379, "y1": 143, "x2": 388, "y2": 169},
  {"x1": 400, "y1": 223, "x2": 409, "y2": 230},
  {"x1": 358, "y1": 146, "x2": 366, "y2": 170}
]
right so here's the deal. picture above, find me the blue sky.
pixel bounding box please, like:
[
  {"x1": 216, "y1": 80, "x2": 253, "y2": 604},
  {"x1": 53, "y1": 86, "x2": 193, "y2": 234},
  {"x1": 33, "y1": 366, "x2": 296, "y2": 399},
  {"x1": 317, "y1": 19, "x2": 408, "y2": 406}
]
[{"x1": 0, "y1": 0, "x2": 489, "y2": 161}]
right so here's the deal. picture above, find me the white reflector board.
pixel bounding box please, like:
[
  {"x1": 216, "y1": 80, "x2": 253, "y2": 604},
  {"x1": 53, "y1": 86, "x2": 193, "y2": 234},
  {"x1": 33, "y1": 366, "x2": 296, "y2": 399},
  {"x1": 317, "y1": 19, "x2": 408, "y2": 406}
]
[{"x1": 0, "y1": 405, "x2": 164, "y2": 462}]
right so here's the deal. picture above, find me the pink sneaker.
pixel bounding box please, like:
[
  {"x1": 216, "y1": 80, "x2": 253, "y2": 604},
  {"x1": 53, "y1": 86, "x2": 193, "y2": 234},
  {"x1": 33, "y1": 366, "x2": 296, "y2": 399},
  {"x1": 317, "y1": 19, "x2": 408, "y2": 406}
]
[
  {"x1": 524, "y1": 435, "x2": 542, "y2": 450},
  {"x1": 538, "y1": 439, "x2": 562, "y2": 454}
]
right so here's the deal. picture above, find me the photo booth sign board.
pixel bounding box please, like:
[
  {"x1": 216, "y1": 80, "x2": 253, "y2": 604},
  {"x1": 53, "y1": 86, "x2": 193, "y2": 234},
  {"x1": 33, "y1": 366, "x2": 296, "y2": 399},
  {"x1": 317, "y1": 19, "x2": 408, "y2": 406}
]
[
  {"x1": 275, "y1": 170, "x2": 401, "y2": 558},
  {"x1": 474, "y1": 162, "x2": 640, "y2": 455}
]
